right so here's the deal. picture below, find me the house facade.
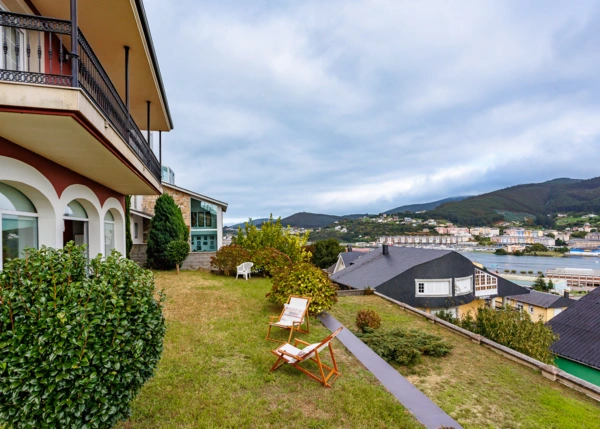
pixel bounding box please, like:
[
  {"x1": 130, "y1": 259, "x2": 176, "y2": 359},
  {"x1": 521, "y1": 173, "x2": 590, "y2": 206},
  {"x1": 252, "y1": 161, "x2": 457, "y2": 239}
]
[
  {"x1": 330, "y1": 245, "x2": 529, "y2": 317},
  {"x1": 503, "y1": 290, "x2": 575, "y2": 323},
  {"x1": 0, "y1": 0, "x2": 171, "y2": 268},
  {"x1": 131, "y1": 182, "x2": 227, "y2": 269}
]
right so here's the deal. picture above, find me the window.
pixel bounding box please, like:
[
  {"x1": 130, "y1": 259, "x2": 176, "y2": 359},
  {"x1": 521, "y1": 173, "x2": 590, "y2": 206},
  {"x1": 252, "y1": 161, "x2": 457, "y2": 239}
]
[
  {"x1": 474, "y1": 269, "x2": 498, "y2": 296},
  {"x1": 104, "y1": 211, "x2": 115, "y2": 256},
  {"x1": 415, "y1": 279, "x2": 451, "y2": 296},
  {"x1": 0, "y1": 183, "x2": 38, "y2": 269},
  {"x1": 455, "y1": 276, "x2": 473, "y2": 295},
  {"x1": 529, "y1": 305, "x2": 534, "y2": 314},
  {"x1": 516, "y1": 303, "x2": 524, "y2": 312},
  {"x1": 134, "y1": 222, "x2": 139, "y2": 239},
  {"x1": 190, "y1": 198, "x2": 217, "y2": 228},
  {"x1": 191, "y1": 231, "x2": 217, "y2": 252},
  {"x1": 0, "y1": 22, "x2": 25, "y2": 71}
]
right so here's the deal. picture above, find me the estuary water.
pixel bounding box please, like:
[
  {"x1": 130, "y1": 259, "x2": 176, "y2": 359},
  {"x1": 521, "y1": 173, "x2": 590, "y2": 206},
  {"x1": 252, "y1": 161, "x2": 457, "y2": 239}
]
[{"x1": 460, "y1": 251, "x2": 600, "y2": 274}]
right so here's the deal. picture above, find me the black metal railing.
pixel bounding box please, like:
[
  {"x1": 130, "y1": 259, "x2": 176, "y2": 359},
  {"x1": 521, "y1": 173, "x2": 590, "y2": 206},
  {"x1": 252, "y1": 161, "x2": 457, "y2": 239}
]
[{"x1": 0, "y1": 10, "x2": 161, "y2": 183}]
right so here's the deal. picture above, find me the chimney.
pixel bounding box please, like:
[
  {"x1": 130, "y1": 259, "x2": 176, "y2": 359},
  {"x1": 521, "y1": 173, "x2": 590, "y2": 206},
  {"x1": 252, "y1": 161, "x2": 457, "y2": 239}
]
[
  {"x1": 347, "y1": 245, "x2": 353, "y2": 252},
  {"x1": 382, "y1": 244, "x2": 389, "y2": 255},
  {"x1": 564, "y1": 291, "x2": 569, "y2": 299}
]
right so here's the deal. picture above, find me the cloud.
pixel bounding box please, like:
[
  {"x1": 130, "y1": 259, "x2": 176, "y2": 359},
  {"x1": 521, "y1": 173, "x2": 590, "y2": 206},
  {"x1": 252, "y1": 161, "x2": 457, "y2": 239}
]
[{"x1": 144, "y1": 0, "x2": 600, "y2": 222}]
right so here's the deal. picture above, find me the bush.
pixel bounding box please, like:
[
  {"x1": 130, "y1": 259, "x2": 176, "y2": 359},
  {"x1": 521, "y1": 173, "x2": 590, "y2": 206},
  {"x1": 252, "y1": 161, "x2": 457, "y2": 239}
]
[
  {"x1": 147, "y1": 194, "x2": 188, "y2": 269},
  {"x1": 251, "y1": 247, "x2": 292, "y2": 277},
  {"x1": 0, "y1": 243, "x2": 166, "y2": 428},
  {"x1": 235, "y1": 215, "x2": 311, "y2": 263},
  {"x1": 268, "y1": 262, "x2": 338, "y2": 314},
  {"x1": 435, "y1": 310, "x2": 459, "y2": 324},
  {"x1": 511, "y1": 270, "x2": 517, "y2": 274},
  {"x1": 528, "y1": 270, "x2": 533, "y2": 274},
  {"x1": 495, "y1": 248, "x2": 508, "y2": 255},
  {"x1": 210, "y1": 244, "x2": 251, "y2": 276},
  {"x1": 356, "y1": 328, "x2": 453, "y2": 366},
  {"x1": 166, "y1": 240, "x2": 190, "y2": 274},
  {"x1": 356, "y1": 309, "x2": 381, "y2": 332},
  {"x1": 364, "y1": 286, "x2": 375, "y2": 295},
  {"x1": 312, "y1": 239, "x2": 344, "y2": 269},
  {"x1": 458, "y1": 306, "x2": 557, "y2": 364}
]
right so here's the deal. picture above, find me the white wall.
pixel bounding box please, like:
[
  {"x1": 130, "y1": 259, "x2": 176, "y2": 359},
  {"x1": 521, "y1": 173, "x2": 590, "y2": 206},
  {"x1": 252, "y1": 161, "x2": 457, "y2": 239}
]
[{"x1": 0, "y1": 156, "x2": 126, "y2": 259}]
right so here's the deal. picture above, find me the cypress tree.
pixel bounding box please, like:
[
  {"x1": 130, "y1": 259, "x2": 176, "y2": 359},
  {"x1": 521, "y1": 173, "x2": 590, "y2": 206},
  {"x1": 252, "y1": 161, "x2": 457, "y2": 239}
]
[
  {"x1": 125, "y1": 196, "x2": 133, "y2": 259},
  {"x1": 147, "y1": 194, "x2": 188, "y2": 269}
]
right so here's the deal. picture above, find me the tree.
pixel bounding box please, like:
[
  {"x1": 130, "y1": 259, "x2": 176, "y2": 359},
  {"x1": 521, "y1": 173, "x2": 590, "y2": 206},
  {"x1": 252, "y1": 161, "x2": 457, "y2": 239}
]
[
  {"x1": 532, "y1": 274, "x2": 550, "y2": 292},
  {"x1": 547, "y1": 279, "x2": 554, "y2": 290},
  {"x1": 313, "y1": 239, "x2": 344, "y2": 268},
  {"x1": 235, "y1": 214, "x2": 310, "y2": 262},
  {"x1": 495, "y1": 248, "x2": 508, "y2": 255},
  {"x1": 147, "y1": 194, "x2": 188, "y2": 269},
  {"x1": 166, "y1": 240, "x2": 190, "y2": 274},
  {"x1": 125, "y1": 195, "x2": 133, "y2": 259}
]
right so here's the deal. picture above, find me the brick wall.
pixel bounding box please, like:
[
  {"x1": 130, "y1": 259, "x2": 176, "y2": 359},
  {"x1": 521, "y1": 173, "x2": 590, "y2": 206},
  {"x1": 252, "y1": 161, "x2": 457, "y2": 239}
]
[{"x1": 142, "y1": 188, "x2": 191, "y2": 228}]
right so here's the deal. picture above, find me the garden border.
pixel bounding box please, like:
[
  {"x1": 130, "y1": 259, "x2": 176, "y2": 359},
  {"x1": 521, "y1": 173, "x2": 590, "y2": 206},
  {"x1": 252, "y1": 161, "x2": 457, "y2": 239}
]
[{"x1": 373, "y1": 291, "x2": 600, "y2": 402}]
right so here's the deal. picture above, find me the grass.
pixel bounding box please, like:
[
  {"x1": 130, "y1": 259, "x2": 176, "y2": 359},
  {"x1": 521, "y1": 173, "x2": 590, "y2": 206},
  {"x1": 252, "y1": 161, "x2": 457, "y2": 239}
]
[
  {"x1": 117, "y1": 271, "x2": 423, "y2": 429},
  {"x1": 330, "y1": 296, "x2": 600, "y2": 429}
]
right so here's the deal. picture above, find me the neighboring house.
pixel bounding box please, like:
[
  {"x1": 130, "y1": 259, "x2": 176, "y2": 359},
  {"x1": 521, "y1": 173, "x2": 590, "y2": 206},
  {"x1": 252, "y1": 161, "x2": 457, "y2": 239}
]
[
  {"x1": 546, "y1": 268, "x2": 600, "y2": 288},
  {"x1": 132, "y1": 181, "x2": 227, "y2": 269},
  {"x1": 547, "y1": 287, "x2": 600, "y2": 387},
  {"x1": 331, "y1": 251, "x2": 365, "y2": 274},
  {"x1": 0, "y1": 0, "x2": 172, "y2": 268},
  {"x1": 330, "y1": 245, "x2": 529, "y2": 317},
  {"x1": 503, "y1": 291, "x2": 576, "y2": 322}
]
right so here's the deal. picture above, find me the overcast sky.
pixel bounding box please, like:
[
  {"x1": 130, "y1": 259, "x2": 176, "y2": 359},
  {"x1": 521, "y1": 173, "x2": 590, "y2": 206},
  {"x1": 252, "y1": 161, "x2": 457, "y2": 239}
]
[{"x1": 144, "y1": 0, "x2": 600, "y2": 225}]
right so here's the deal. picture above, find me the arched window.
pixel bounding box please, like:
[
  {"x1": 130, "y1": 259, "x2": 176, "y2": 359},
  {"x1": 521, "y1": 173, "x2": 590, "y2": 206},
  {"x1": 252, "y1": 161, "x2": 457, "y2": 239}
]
[
  {"x1": 0, "y1": 182, "x2": 38, "y2": 269},
  {"x1": 104, "y1": 211, "x2": 115, "y2": 256},
  {"x1": 63, "y1": 200, "x2": 89, "y2": 252}
]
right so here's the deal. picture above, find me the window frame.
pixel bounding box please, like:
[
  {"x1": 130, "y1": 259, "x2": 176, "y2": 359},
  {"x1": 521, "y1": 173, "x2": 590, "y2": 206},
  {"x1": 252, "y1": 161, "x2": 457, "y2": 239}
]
[
  {"x1": 454, "y1": 275, "x2": 473, "y2": 296},
  {"x1": 415, "y1": 278, "x2": 452, "y2": 297}
]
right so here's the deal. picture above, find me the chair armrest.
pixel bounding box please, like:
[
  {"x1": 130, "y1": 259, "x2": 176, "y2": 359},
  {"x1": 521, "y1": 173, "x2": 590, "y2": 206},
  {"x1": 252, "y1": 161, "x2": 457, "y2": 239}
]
[
  {"x1": 268, "y1": 316, "x2": 279, "y2": 320},
  {"x1": 293, "y1": 339, "x2": 311, "y2": 346},
  {"x1": 278, "y1": 349, "x2": 304, "y2": 360}
]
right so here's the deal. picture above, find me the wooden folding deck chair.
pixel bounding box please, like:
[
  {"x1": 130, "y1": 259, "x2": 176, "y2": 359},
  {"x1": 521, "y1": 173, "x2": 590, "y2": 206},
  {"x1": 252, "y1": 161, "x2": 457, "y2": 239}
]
[
  {"x1": 269, "y1": 327, "x2": 343, "y2": 387},
  {"x1": 266, "y1": 295, "x2": 311, "y2": 343}
]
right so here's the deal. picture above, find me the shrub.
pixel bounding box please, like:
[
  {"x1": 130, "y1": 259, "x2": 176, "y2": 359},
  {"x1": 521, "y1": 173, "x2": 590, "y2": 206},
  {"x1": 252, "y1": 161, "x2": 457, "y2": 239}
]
[
  {"x1": 147, "y1": 194, "x2": 188, "y2": 269},
  {"x1": 458, "y1": 306, "x2": 557, "y2": 364},
  {"x1": 520, "y1": 271, "x2": 526, "y2": 274},
  {"x1": 528, "y1": 270, "x2": 533, "y2": 274},
  {"x1": 312, "y1": 239, "x2": 345, "y2": 269},
  {"x1": 511, "y1": 270, "x2": 517, "y2": 274},
  {"x1": 166, "y1": 240, "x2": 190, "y2": 274},
  {"x1": 356, "y1": 309, "x2": 382, "y2": 332},
  {"x1": 0, "y1": 243, "x2": 166, "y2": 428},
  {"x1": 235, "y1": 215, "x2": 311, "y2": 263},
  {"x1": 268, "y1": 262, "x2": 338, "y2": 314},
  {"x1": 504, "y1": 269, "x2": 510, "y2": 273},
  {"x1": 435, "y1": 310, "x2": 459, "y2": 324},
  {"x1": 210, "y1": 244, "x2": 251, "y2": 276},
  {"x1": 357, "y1": 328, "x2": 453, "y2": 366},
  {"x1": 251, "y1": 247, "x2": 292, "y2": 277},
  {"x1": 364, "y1": 286, "x2": 375, "y2": 295}
]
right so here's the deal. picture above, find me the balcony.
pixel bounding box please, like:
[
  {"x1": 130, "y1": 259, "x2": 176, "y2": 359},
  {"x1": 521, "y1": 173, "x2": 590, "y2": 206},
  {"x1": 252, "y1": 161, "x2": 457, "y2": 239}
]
[{"x1": 0, "y1": 8, "x2": 163, "y2": 192}]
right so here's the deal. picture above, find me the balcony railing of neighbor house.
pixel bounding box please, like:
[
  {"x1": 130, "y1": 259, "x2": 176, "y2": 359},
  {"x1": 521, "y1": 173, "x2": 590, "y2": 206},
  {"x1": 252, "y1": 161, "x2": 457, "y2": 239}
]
[{"x1": 0, "y1": 10, "x2": 161, "y2": 183}]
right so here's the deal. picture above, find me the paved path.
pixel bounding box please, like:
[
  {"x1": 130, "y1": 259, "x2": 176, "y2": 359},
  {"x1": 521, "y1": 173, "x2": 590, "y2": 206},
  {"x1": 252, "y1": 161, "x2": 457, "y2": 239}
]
[{"x1": 319, "y1": 313, "x2": 463, "y2": 429}]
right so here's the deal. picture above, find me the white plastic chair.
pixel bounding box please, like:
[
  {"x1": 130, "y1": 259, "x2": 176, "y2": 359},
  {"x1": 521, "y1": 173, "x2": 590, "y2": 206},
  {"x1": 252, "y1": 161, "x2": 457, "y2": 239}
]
[{"x1": 236, "y1": 262, "x2": 254, "y2": 280}]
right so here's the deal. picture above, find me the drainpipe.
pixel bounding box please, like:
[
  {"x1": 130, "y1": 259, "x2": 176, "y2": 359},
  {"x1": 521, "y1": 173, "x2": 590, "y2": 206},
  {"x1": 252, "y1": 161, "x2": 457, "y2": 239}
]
[
  {"x1": 159, "y1": 131, "x2": 162, "y2": 166},
  {"x1": 70, "y1": 0, "x2": 79, "y2": 87},
  {"x1": 124, "y1": 46, "x2": 130, "y2": 111},
  {"x1": 146, "y1": 101, "x2": 151, "y2": 144}
]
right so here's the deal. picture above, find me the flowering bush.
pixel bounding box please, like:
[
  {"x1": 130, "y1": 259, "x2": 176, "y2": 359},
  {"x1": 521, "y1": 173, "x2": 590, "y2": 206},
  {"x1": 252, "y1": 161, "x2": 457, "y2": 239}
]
[{"x1": 251, "y1": 247, "x2": 292, "y2": 277}]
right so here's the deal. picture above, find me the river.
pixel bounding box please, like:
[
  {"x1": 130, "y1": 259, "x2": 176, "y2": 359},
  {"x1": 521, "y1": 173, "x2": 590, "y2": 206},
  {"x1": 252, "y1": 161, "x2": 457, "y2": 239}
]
[{"x1": 459, "y1": 251, "x2": 600, "y2": 274}]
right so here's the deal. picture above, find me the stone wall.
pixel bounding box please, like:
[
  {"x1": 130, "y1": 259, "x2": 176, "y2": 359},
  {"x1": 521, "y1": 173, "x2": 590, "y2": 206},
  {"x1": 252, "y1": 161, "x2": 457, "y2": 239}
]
[{"x1": 142, "y1": 187, "x2": 191, "y2": 229}]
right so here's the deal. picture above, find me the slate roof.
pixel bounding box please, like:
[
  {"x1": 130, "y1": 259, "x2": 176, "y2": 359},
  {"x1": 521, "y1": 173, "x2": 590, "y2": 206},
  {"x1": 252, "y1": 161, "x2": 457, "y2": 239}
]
[
  {"x1": 331, "y1": 247, "x2": 452, "y2": 290},
  {"x1": 547, "y1": 287, "x2": 600, "y2": 370},
  {"x1": 340, "y1": 251, "x2": 364, "y2": 267},
  {"x1": 506, "y1": 290, "x2": 576, "y2": 309}
]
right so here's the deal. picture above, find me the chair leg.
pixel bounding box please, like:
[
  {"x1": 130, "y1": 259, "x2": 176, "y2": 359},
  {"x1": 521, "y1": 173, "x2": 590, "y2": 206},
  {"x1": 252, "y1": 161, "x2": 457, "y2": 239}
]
[{"x1": 270, "y1": 356, "x2": 286, "y2": 373}]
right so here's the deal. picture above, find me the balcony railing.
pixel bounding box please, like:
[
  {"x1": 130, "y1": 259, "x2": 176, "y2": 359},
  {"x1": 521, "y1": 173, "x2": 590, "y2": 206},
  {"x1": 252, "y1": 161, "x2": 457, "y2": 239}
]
[{"x1": 0, "y1": 10, "x2": 161, "y2": 184}]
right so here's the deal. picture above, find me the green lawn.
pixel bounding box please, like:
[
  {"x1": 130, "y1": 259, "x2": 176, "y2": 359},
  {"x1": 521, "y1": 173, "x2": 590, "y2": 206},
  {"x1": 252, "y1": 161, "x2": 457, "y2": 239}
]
[
  {"x1": 117, "y1": 271, "x2": 422, "y2": 429},
  {"x1": 330, "y1": 296, "x2": 600, "y2": 429}
]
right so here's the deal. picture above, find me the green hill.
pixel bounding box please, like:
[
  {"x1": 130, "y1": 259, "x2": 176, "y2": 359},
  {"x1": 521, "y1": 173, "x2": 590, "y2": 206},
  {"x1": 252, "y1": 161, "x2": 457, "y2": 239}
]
[
  {"x1": 280, "y1": 212, "x2": 343, "y2": 228},
  {"x1": 430, "y1": 177, "x2": 600, "y2": 226},
  {"x1": 384, "y1": 196, "x2": 471, "y2": 214}
]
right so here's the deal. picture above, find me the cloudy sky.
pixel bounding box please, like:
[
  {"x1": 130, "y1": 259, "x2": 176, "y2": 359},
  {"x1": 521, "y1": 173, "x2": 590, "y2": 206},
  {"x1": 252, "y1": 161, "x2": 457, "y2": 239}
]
[{"x1": 144, "y1": 0, "x2": 600, "y2": 225}]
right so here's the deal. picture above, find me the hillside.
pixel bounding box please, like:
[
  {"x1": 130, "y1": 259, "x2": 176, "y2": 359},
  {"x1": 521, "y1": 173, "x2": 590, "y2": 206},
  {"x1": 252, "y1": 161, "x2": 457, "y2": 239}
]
[
  {"x1": 430, "y1": 177, "x2": 599, "y2": 226},
  {"x1": 384, "y1": 196, "x2": 470, "y2": 214},
  {"x1": 280, "y1": 212, "x2": 343, "y2": 228},
  {"x1": 226, "y1": 218, "x2": 269, "y2": 229}
]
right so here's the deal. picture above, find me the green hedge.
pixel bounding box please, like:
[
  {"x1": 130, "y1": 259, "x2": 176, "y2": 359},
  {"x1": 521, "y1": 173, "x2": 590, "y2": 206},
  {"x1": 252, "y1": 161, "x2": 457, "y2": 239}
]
[{"x1": 0, "y1": 243, "x2": 166, "y2": 428}]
